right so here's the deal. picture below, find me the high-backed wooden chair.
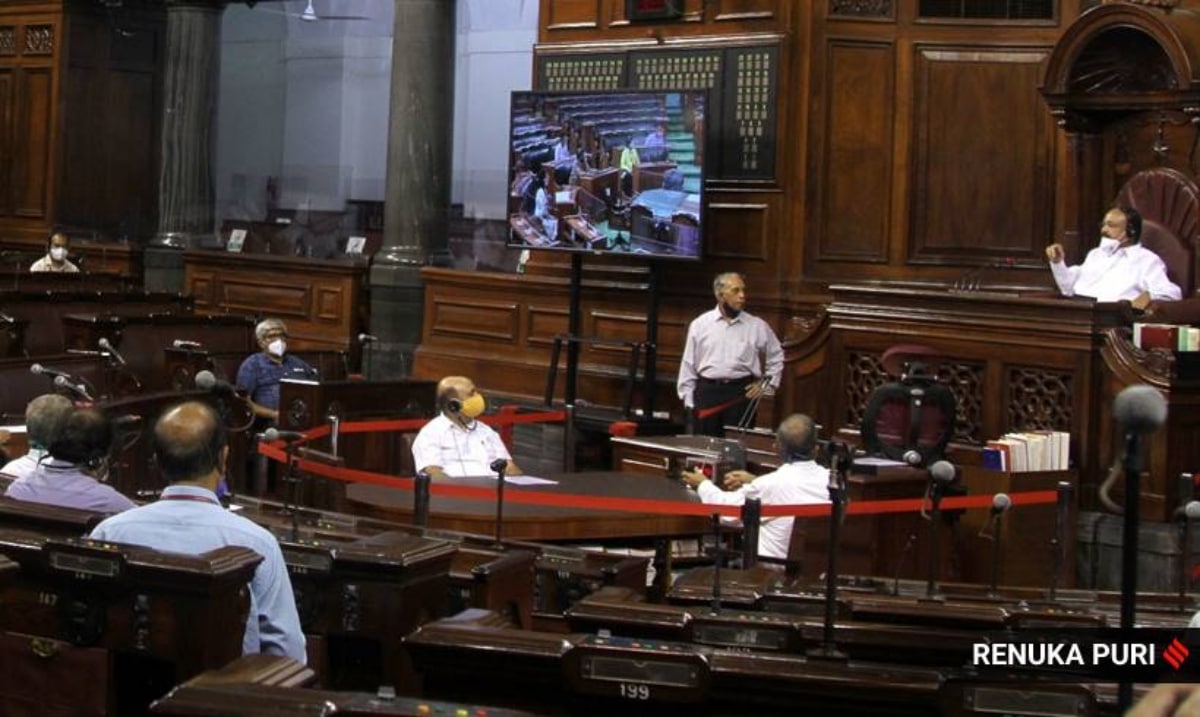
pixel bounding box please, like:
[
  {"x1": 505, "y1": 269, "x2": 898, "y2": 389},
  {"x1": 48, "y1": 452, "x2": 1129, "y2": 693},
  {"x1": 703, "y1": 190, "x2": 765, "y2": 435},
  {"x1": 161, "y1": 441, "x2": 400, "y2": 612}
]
[{"x1": 1116, "y1": 167, "x2": 1200, "y2": 322}]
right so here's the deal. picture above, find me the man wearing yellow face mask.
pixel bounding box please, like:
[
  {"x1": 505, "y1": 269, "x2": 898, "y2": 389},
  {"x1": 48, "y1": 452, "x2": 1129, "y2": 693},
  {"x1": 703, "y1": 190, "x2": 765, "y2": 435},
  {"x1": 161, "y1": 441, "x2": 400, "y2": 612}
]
[{"x1": 411, "y1": 376, "x2": 522, "y2": 479}]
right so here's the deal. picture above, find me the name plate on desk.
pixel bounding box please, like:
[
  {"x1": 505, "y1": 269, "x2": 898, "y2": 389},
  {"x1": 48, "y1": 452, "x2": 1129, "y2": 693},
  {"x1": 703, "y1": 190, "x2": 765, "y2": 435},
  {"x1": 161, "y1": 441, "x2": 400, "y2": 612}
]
[
  {"x1": 568, "y1": 634, "x2": 708, "y2": 702},
  {"x1": 48, "y1": 548, "x2": 123, "y2": 580},
  {"x1": 691, "y1": 622, "x2": 791, "y2": 651}
]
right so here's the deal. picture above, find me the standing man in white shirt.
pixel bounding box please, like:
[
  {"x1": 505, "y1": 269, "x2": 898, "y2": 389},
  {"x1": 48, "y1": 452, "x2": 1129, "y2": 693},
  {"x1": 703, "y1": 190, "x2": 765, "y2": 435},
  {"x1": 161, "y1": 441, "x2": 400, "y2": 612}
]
[
  {"x1": 682, "y1": 414, "x2": 829, "y2": 559},
  {"x1": 1046, "y1": 207, "x2": 1181, "y2": 307},
  {"x1": 411, "y1": 376, "x2": 523, "y2": 479},
  {"x1": 677, "y1": 272, "x2": 785, "y2": 436}
]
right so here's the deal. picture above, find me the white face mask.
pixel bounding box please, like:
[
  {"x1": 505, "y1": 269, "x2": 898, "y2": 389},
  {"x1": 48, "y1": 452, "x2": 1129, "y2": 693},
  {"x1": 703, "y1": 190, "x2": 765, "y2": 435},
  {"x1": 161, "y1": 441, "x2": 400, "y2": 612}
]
[
  {"x1": 50, "y1": 247, "x2": 67, "y2": 262},
  {"x1": 1099, "y1": 237, "x2": 1121, "y2": 253},
  {"x1": 267, "y1": 338, "x2": 286, "y2": 357}
]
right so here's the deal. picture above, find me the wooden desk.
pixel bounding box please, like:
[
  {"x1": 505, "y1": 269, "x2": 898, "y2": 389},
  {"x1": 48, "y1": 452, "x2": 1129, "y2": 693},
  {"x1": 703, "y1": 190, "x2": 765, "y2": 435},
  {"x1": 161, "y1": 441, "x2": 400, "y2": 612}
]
[
  {"x1": 611, "y1": 434, "x2": 779, "y2": 476},
  {"x1": 184, "y1": 249, "x2": 368, "y2": 358},
  {"x1": 346, "y1": 471, "x2": 709, "y2": 543},
  {"x1": 576, "y1": 167, "x2": 618, "y2": 205}
]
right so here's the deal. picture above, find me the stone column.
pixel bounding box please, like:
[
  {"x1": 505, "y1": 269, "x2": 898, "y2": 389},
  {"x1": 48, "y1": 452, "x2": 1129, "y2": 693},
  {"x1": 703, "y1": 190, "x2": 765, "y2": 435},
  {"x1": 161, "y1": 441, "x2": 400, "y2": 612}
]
[
  {"x1": 146, "y1": 0, "x2": 222, "y2": 292},
  {"x1": 368, "y1": 0, "x2": 456, "y2": 378}
]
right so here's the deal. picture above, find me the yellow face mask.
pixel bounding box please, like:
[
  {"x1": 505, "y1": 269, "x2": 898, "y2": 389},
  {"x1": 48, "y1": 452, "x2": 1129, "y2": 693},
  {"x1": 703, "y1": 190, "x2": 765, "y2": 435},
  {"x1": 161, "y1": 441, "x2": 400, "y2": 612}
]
[{"x1": 459, "y1": 392, "x2": 486, "y2": 419}]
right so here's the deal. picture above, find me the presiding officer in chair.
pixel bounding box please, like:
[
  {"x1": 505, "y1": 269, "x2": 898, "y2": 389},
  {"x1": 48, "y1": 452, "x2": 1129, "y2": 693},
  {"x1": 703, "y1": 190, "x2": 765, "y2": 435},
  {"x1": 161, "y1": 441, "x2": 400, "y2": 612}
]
[
  {"x1": 677, "y1": 272, "x2": 784, "y2": 436},
  {"x1": 1046, "y1": 206, "x2": 1181, "y2": 308}
]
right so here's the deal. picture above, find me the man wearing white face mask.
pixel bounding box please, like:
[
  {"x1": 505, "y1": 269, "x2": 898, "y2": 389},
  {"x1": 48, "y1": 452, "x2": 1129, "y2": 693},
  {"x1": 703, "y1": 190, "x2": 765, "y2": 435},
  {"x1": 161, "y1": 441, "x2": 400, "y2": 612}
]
[
  {"x1": 30, "y1": 231, "x2": 80, "y2": 273},
  {"x1": 1046, "y1": 207, "x2": 1181, "y2": 308},
  {"x1": 235, "y1": 318, "x2": 315, "y2": 423},
  {"x1": 411, "y1": 375, "x2": 522, "y2": 479}
]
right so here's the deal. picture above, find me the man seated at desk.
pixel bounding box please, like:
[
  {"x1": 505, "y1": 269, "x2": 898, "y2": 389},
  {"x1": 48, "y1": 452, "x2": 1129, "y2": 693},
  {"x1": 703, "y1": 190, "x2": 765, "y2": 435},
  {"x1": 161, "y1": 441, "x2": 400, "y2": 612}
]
[
  {"x1": 30, "y1": 230, "x2": 80, "y2": 273},
  {"x1": 1045, "y1": 207, "x2": 1181, "y2": 307},
  {"x1": 236, "y1": 318, "x2": 315, "y2": 424},
  {"x1": 411, "y1": 376, "x2": 522, "y2": 479},
  {"x1": 682, "y1": 414, "x2": 828, "y2": 559},
  {"x1": 5, "y1": 407, "x2": 136, "y2": 514},
  {"x1": 90, "y1": 401, "x2": 306, "y2": 662}
]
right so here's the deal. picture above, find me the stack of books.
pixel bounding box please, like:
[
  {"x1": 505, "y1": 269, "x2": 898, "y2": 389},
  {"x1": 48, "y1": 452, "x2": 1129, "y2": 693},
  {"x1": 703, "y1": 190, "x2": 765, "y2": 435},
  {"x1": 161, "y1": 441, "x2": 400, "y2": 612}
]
[
  {"x1": 1134, "y1": 323, "x2": 1200, "y2": 352},
  {"x1": 982, "y1": 431, "x2": 1070, "y2": 472}
]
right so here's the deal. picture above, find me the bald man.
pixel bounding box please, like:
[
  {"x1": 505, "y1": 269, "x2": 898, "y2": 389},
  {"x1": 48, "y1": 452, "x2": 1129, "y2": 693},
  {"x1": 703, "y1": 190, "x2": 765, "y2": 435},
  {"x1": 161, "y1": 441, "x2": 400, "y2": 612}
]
[
  {"x1": 411, "y1": 376, "x2": 522, "y2": 479},
  {"x1": 90, "y1": 401, "x2": 305, "y2": 662},
  {"x1": 683, "y1": 414, "x2": 829, "y2": 559}
]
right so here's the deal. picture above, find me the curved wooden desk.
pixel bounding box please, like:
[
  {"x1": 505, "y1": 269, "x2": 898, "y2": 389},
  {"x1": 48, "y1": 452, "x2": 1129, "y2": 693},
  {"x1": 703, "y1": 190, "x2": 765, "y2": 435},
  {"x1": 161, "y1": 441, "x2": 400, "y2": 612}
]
[{"x1": 345, "y1": 471, "x2": 709, "y2": 542}]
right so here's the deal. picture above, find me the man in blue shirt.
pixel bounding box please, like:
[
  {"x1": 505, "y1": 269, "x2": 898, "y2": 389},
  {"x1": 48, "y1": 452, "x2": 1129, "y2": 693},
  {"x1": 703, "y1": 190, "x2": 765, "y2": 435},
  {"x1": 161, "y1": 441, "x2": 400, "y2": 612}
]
[
  {"x1": 236, "y1": 318, "x2": 315, "y2": 424},
  {"x1": 89, "y1": 401, "x2": 306, "y2": 662}
]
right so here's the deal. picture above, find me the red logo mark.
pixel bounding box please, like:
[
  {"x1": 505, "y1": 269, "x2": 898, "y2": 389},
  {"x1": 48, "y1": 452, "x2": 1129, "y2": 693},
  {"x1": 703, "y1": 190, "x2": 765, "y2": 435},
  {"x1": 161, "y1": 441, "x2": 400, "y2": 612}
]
[{"x1": 1164, "y1": 638, "x2": 1190, "y2": 670}]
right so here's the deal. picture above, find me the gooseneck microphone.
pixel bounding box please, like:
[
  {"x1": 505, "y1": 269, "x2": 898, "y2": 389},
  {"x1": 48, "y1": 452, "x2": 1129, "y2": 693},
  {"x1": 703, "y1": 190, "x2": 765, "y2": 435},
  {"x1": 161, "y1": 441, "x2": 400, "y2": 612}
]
[
  {"x1": 924, "y1": 460, "x2": 956, "y2": 599},
  {"x1": 97, "y1": 338, "x2": 127, "y2": 367},
  {"x1": 491, "y1": 458, "x2": 509, "y2": 547},
  {"x1": 264, "y1": 427, "x2": 307, "y2": 443},
  {"x1": 985, "y1": 492, "x2": 1012, "y2": 597},
  {"x1": 1113, "y1": 384, "x2": 1168, "y2": 713},
  {"x1": 30, "y1": 363, "x2": 71, "y2": 380},
  {"x1": 53, "y1": 374, "x2": 94, "y2": 402},
  {"x1": 358, "y1": 333, "x2": 379, "y2": 343},
  {"x1": 195, "y1": 370, "x2": 238, "y2": 396},
  {"x1": 1177, "y1": 494, "x2": 1200, "y2": 612},
  {"x1": 173, "y1": 339, "x2": 203, "y2": 350}
]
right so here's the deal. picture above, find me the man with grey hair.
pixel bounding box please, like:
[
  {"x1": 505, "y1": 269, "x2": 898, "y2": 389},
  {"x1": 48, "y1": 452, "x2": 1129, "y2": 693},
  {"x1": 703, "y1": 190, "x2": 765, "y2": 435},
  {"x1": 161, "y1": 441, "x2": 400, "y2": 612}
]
[
  {"x1": 0, "y1": 394, "x2": 73, "y2": 479},
  {"x1": 235, "y1": 318, "x2": 315, "y2": 423},
  {"x1": 677, "y1": 272, "x2": 784, "y2": 436},
  {"x1": 683, "y1": 414, "x2": 828, "y2": 559}
]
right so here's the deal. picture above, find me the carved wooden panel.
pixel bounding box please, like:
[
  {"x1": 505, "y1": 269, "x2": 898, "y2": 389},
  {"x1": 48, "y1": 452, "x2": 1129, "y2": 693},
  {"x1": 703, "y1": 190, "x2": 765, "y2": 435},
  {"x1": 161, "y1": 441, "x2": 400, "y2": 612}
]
[
  {"x1": 818, "y1": 40, "x2": 893, "y2": 263},
  {"x1": 527, "y1": 305, "x2": 569, "y2": 346},
  {"x1": 843, "y1": 350, "x2": 887, "y2": 429},
  {"x1": 430, "y1": 299, "x2": 519, "y2": 343},
  {"x1": 544, "y1": 0, "x2": 602, "y2": 30},
  {"x1": 537, "y1": 54, "x2": 626, "y2": 91},
  {"x1": 713, "y1": 0, "x2": 776, "y2": 21},
  {"x1": 0, "y1": 27, "x2": 14, "y2": 56},
  {"x1": 909, "y1": 45, "x2": 1054, "y2": 263},
  {"x1": 707, "y1": 201, "x2": 770, "y2": 260},
  {"x1": 935, "y1": 360, "x2": 985, "y2": 443},
  {"x1": 22, "y1": 24, "x2": 53, "y2": 55},
  {"x1": 13, "y1": 66, "x2": 51, "y2": 219},
  {"x1": 829, "y1": 0, "x2": 895, "y2": 19},
  {"x1": 0, "y1": 69, "x2": 11, "y2": 216},
  {"x1": 1007, "y1": 366, "x2": 1074, "y2": 432},
  {"x1": 189, "y1": 275, "x2": 214, "y2": 306}
]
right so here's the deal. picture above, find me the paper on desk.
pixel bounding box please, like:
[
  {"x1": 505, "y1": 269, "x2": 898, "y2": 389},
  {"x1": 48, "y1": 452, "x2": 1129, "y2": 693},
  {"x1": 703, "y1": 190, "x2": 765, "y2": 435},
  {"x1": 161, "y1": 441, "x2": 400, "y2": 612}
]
[{"x1": 498, "y1": 475, "x2": 558, "y2": 486}]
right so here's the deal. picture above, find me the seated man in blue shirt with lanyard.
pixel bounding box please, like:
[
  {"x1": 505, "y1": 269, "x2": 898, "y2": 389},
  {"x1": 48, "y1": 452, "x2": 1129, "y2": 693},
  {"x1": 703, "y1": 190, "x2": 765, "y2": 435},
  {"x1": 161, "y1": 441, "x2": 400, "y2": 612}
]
[
  {"x1": 90, "y1": 401, "x2": 306, "y2": 662},
  {"x1": 236, "y1": 318, "x2": 315, "y2": 424}
]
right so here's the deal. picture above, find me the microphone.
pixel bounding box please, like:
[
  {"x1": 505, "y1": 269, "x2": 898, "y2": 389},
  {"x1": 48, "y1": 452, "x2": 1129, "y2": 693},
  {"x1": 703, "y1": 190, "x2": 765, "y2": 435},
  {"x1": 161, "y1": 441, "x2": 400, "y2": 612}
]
[
  {"x1": 97, "y1": 338, "x2": 127, "y2": 367},
  {"x1": 990, "y1": 492, "x2": 1012, "y2": 517},
  {"x1": 112, "y1": 414, "x2": 142, "y2": 429},
  {"x1": 30, "y1": 363, "x2": 71, "y2": 380},
  {"x1": 491, "y1": 458, "x2": 509, "y2": 546},
  {"x1": 173, "y1": 339, "x2": 203, "y2": 350},
  {"x1": 195, "y1": 370, "x2": 238, "y2": 396},
  {"x1": 1112, "y1": 384, "x2": 1168, "y2": 652},
  {"x1": 985, "y1": 492, "x2": 1012, "y2": 597},
  {"x1": 264, "y1": 427, "x2": 306, "y2": 443},
  {"x1": 358, "y1": 333, "x2": 379, "y2": 343},
  {"x1": 54, "y1": 374, "x2": 94, "y2": 402},
  {"x1": 1114, "y1": 384, "x2": 1168, "y2": 436},
  {"x1": 902, "y1": 449, "x2": 922, "y2": 467},
  {"x1": 924, "y1": 459, "x2": 956, "y2": 599}
]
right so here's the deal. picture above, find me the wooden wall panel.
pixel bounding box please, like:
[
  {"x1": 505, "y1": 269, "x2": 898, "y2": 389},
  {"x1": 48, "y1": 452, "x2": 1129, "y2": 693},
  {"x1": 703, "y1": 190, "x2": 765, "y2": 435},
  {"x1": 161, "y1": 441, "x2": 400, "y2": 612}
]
[
  {"x1": 430, "y1": 299, "x2": 519, "y2": 343},
  {"x1": 544, "y1": 0, "x2": 602, "y2": 30},
  {"x1": 817, "y1": 40, "x2": 893, "y2": 263},
  {"x1": 713, "y1": 0, "x2": 776, "y2": 22},
  {"x1": 909, "y1": 45, "x2": 1054, "y2": 263},
  {"x1": 0, "y1": 68, "x2": 12, "y2": 217},
  {"x1": 707, "y1": 199, "x2": 772, "y2": 261},
  {"x1": 13, "y1": 66, "x2": 51, "y2": 219}
]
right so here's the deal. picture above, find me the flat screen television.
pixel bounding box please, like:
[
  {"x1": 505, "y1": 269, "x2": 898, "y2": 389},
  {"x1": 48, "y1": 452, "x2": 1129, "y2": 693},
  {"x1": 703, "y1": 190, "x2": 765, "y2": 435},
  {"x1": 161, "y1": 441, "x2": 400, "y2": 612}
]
[{"x1": 506, "y1": 89, "x2": 706, "y2": 261}]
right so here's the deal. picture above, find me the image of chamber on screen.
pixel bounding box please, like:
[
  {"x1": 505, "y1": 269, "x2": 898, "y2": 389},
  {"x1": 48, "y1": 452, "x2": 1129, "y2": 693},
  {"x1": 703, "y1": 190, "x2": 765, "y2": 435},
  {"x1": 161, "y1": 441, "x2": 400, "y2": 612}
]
[{"x1": 507, "y1": 90, "x2": 704, "y2": 260}]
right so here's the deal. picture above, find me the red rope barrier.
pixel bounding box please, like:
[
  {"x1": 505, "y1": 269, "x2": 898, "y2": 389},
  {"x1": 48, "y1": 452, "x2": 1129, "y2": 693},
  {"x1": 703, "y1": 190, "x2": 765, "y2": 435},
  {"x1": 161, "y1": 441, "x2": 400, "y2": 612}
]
[{"x1": 257, "y1": 412, "x2": 1060, "y2": 520}]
